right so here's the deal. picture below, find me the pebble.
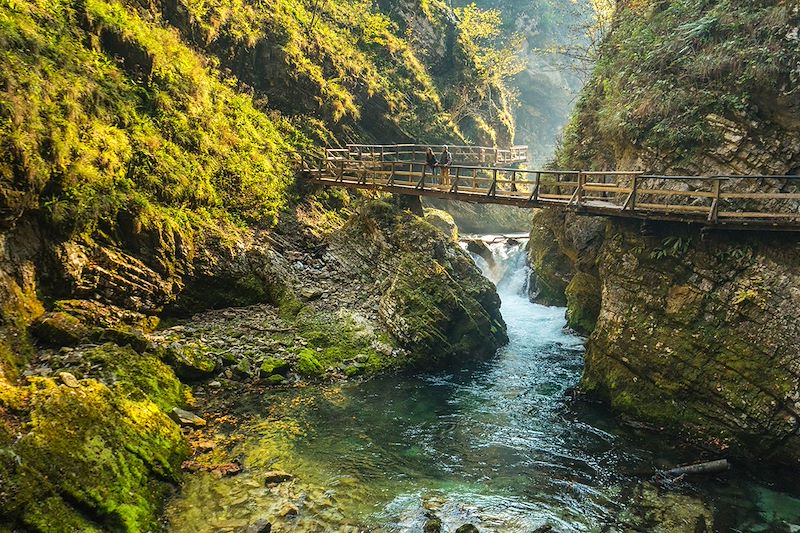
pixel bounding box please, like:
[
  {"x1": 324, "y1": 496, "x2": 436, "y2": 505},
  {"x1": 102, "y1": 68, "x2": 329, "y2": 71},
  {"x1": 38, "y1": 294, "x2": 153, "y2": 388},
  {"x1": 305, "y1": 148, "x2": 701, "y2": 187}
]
[
  {"x1": 279, "y1": 503, "x2": 299, "y2": 517},
  {"x1": 244, "y1": 519, "x2": 272, "y2": 533},
  {"x1": 264, "y1": 470, "x2": 294, "y2": 485},
  {"x1": 59, "y1": 372, "x2": 80, "y2": 388},
  {"x1": 209, "y1": 380, "x2": 222, "y2": 388},
  {"x1": 169, "y1": 407, "x2": 207, "y2": 428}
]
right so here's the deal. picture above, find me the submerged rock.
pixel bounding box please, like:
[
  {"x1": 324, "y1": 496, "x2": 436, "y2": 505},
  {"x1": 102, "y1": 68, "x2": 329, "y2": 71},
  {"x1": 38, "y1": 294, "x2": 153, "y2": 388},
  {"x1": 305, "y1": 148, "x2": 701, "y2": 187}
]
[
  {"x1": 423, "y1": 515, "x2": 443, "y2": 533},
  {"x1": 455, "y1": 525, "x2": 479, "y2": 533},
  {"x1": 264, "y1": 470, "x2": 294, "y2": 485}
]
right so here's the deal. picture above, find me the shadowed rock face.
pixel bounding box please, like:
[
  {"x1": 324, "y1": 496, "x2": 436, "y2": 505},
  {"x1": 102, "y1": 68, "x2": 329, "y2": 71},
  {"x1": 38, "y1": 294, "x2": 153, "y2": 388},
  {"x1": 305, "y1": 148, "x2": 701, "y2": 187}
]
[
  {"x1": 582, "y1": 222, "x2": 800, "y2": 464},
  {"x1": 525, "y1": 0, "x2": 800, "y2": 463}
]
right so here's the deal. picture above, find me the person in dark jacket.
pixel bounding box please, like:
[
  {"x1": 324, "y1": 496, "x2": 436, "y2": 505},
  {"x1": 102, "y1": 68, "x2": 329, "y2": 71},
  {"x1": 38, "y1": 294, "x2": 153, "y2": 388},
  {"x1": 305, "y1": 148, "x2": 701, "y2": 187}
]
[
  {"x1": 425, "y1": 147, "x2": 438, "y2": 176},
  {"x1": 439, "y1": 146, "x2": 452, "y2": 189}
]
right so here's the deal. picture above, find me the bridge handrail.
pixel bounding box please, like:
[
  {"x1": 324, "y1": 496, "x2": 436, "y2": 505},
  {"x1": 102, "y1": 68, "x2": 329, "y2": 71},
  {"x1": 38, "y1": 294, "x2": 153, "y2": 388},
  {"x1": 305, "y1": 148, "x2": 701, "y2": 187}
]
[{"x1": 304, "y1": 152, "x2": 800, "y2": 229}]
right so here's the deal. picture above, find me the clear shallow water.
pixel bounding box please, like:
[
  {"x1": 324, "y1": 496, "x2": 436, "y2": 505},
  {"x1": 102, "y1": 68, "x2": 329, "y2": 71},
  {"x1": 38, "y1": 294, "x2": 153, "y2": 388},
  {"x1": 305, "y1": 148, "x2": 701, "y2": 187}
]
[{"x1": 165, "y1": 239, "x2": 800, "y2": 532}]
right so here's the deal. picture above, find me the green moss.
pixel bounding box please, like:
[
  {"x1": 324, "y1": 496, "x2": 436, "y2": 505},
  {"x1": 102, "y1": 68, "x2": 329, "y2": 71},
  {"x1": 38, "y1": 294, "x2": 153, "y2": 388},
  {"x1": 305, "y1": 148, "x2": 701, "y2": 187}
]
[
  {"x1": 296, "y1": 348, "x2": 324, "y2": 376},
  {"x1": 565, "y1": 272, "x2": 601, "y2": 335},
  {"x1": 162, "y1": 341, "x2": 219, "y2": 381},
  {"x1": 79, "y1": 344, "x2": 190, "y2": 411},
  {"x1": 3, "y1": 378, "x2": 188, "y2": 531},
  {"x1": 259, "y1": 357, "x2": 290, "y2": 377}
]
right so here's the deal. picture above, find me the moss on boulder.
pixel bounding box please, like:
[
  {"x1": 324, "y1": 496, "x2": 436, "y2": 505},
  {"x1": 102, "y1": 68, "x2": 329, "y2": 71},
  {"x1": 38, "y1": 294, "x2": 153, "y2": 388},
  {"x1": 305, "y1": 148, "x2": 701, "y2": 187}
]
[
  {"x1": 161, "y1": 341, "x2": 220, "y2": 381},
  {"x1": 0, "y1": 377, "x2": 188, "y2": 531},
  {"x1": 30, "y1": 312, "x2": 90, "y2": 347},
  {"x1": 565, "y1": 272, "x2": 601, "y2": 335},
  {"x1": 423, "y1": 208, "x2": 459, "y2": 241}
]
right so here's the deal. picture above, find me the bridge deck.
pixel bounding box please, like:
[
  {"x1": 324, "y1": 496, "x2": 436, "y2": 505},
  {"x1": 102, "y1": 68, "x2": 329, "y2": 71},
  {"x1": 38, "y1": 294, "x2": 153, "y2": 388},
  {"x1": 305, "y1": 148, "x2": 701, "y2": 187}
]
[{"x1": 303, "y1": 152, "x2": 800, "y2": 231}]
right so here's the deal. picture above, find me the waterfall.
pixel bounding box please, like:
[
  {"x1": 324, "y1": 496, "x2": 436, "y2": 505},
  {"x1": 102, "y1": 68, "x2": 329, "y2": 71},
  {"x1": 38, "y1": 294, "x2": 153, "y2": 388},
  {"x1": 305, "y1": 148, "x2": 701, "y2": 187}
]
[{"x1": 461, "y1": 235, "x2": 530, "y2": 297}]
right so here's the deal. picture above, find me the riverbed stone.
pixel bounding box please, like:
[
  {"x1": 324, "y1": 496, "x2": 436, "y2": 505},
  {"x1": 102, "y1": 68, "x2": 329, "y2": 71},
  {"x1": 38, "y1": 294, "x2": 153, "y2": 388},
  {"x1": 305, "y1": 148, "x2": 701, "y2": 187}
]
[
  {"x1": 169, "y1": 407, "x2": 206, "y2": 428},
  {"x1": 260, "y1": 357, "x2": 290, "y2": 376},
  {"x1": 59, "y1": 371, "x2": 80, "y2": 388},
  {"x1": 31, "y1": 312, "x2": 90, "y2": 347},
  {"x1": 264, "y1": 470, "x2": 294, "y2": 485},
  {"x1": 455, "y1": 525, "x2": 479, "y2": 533}
]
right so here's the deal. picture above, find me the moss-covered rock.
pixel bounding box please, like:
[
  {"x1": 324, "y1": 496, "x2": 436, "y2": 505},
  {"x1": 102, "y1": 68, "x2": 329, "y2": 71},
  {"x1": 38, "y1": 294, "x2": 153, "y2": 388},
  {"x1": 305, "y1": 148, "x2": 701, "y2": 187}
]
[
  {"x1": 527, "y1": 210, "x2": 573, "y2": 306},
  {"x1": 580, "y1": 222, "x2": 800, "y2": 464},
  {"x1": 161, "y1": 341, "x2": 220, "y2": 381},
  {"x1": 297, "y1": 348, "x2": 325, "y2": 377},
  {"x1": 330, "y1": 201, "x2": 507, "y2": 367},
  {"x1": 259, "y1": 357, "x2": 290, "y2": 377},
  {"x1": 30, "y1": 312, "x2": 90, "y2": 347},
  {"x1": 0, "y1": 377, "x2": 188, "y2": 531},
  {"x1": 565, "y1": 272, "x2": 601, "y2": 335},
  {"x1": 423, "y1": 208, "x2": 459, "y2": 241}
]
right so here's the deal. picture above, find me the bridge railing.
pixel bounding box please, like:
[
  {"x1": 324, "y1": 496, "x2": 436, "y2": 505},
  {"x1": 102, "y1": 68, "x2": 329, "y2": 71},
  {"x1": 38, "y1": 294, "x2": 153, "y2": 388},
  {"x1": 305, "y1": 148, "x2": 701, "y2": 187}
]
[
  {"x1": 304, "y1": 153, "x2": 800, "y2": 227},
  {"x1": 335, "y1": 143, "x2": 529, "y2": 166}
]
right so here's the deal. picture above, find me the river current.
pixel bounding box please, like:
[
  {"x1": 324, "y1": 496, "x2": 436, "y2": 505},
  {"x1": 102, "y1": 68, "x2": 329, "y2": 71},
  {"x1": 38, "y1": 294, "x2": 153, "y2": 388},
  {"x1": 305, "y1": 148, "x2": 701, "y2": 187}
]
[{"x1": 165, "y1": 237, "x2": 800, "y2": 532}]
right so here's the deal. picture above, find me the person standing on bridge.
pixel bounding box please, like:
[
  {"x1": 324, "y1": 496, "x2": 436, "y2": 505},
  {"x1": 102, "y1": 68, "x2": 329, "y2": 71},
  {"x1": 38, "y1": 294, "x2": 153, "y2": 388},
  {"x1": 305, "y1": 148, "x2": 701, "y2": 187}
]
[
  {"x1": 440, "y1": 146, "x2": 452, "y2": 189},
  {"x1": 425, "y1": 147, "x2": 438, "y2": 177}
]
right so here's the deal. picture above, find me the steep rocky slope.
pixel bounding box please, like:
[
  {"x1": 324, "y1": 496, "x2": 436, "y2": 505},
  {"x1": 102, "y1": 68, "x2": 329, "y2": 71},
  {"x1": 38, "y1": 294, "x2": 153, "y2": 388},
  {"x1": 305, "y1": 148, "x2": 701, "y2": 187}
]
[
  {"x1": 0, "y1": 0, "x2": 512, "y2": 529},
  {"x1": 528, "y1": 0, "x2": 800, "y2": 463}
]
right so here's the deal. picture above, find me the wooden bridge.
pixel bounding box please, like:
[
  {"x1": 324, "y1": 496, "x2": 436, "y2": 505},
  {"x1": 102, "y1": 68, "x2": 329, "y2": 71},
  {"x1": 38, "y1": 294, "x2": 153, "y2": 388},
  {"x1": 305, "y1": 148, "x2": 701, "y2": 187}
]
[{"x1": 302, "y1": 144, "x2": 800, "y2": 230}]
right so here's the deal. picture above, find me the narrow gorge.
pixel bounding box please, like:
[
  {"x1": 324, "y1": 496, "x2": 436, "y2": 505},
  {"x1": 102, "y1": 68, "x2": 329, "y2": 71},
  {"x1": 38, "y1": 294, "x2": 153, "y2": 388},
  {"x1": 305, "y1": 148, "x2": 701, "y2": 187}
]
[{"x1": 1, "y1": 0, "x2": 799, "y2": 532}]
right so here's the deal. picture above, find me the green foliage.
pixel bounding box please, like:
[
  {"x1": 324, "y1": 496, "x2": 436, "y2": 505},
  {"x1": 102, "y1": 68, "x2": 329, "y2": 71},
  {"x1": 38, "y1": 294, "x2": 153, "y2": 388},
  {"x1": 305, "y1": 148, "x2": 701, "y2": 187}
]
[
  {"x1": 650, "y1": 236, "x2": 692, "y2": 260},
  {"x1": 0, "y1": 0, "x2": 301, "y2": 236},
  {"x1": 556, "y1": 0, "x2": 800, "y2": 168}
]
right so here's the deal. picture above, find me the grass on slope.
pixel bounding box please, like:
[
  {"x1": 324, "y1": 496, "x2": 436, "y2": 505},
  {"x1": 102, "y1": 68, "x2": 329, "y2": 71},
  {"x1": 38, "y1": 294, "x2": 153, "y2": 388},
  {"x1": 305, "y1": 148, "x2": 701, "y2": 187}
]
[
  {"x1": 0, "y1": 0, "x2": 305, "y2": 238},
  {"x1": 557, "y1": 0, "x2": 800, "y2": 168}
]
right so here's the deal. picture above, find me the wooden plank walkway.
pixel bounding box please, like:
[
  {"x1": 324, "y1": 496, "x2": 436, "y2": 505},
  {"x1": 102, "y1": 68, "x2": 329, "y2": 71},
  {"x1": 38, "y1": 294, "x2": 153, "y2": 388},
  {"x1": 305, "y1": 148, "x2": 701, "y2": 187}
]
[{"x1": 302, "y1": 145, "x2": 800, "y2": 230}]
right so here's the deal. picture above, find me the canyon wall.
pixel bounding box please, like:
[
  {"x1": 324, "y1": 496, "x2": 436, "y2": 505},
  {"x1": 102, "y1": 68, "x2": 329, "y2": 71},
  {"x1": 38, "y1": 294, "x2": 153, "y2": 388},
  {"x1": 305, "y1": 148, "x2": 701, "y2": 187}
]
[{"x1": 529, "y1": 0, "x2": 800, "y2": 463}]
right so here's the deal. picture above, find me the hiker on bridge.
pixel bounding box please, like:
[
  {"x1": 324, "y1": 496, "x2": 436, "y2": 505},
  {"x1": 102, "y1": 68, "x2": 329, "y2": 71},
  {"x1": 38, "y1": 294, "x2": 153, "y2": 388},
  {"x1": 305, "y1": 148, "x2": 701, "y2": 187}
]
[
  {"x1": 440, "y1": 146, "x2": 452, "y2": 188},
  {"x1": 425, "y1": 147, "x2": 438, "y2": 176}
]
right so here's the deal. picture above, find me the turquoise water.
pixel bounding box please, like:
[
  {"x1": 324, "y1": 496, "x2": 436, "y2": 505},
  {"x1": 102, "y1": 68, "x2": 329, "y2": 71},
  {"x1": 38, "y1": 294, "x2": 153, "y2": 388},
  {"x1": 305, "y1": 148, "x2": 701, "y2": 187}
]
[{"x1": 164, "y1": 239, "x2": 800, "y2": 532}]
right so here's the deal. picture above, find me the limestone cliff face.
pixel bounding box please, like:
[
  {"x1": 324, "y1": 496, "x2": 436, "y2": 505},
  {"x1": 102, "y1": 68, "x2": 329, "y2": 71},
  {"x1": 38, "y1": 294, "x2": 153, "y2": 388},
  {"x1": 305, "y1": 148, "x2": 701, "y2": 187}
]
[
  {"x1": 585, "y1": 222, "x2": 800, "y2": 464},
  {"x1": 528, "y1": 0, "x2": 800, "y2": 463}
]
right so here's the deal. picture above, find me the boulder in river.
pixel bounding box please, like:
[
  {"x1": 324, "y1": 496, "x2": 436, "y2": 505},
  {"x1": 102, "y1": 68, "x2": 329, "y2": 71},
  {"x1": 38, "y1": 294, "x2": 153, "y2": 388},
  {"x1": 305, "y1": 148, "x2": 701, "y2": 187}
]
[{"x1": 455, "y1": 525, "x2": 479, "y2": 533}]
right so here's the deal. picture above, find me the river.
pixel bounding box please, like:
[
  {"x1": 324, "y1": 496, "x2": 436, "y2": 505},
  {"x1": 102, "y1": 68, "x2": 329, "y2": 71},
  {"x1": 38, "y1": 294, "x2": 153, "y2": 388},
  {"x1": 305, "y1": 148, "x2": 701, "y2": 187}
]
[{"x1": 164, "y1": 237, "x2": 800, "y2": 532}]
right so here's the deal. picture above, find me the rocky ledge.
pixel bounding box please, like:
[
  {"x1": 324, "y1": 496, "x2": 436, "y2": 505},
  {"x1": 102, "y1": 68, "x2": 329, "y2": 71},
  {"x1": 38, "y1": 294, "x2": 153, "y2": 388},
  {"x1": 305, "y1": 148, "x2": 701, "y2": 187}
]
[{"x1": 0, "y1": 196, "x2": 507, "y2": 531}]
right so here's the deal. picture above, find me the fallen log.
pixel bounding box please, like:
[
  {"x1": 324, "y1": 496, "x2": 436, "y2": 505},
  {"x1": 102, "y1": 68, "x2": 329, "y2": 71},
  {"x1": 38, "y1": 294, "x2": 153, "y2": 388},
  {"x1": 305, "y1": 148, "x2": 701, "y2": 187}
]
[{"x1": 662, "y1": 459, "x2": 730, "y2": 478}]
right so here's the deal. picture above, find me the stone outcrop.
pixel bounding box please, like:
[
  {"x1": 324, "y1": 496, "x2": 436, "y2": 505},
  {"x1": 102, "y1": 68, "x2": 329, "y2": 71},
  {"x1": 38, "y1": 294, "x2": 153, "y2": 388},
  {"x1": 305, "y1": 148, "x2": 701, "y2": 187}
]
[
  {"x1": 583, "y1": 222, "x2": 800, "y2": 463},
  {"x1": 527, "y1": 0, "x2": 800, "y2": 463}
]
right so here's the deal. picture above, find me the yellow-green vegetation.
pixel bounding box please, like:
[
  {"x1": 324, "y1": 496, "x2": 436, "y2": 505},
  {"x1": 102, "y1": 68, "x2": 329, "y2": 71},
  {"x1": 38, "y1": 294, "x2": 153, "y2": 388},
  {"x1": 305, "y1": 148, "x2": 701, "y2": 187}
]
[
  {"x1": 0, "y1": 372, "x2": 189, "y2": 531},
  {"x1": 557, "y1": 0, "x2": 800, "y2": 168},
  {"x1": 423, "y1": 207, "x2": 458, "y2": 241},
  {"x1": 0, "y1": 0, "x2": 302, "y2": 236}
]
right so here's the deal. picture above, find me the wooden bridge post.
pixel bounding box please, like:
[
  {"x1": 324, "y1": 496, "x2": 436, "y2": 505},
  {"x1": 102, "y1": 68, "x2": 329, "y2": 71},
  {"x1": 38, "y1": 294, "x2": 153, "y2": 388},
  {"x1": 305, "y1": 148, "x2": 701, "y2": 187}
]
[
  {"x1": 450, "y1": 167, "x2": 461, "y2": 193},
  {"x1": 389, "y1": 161, "x2": 396, "y2": 186},
  {"x1": 708, "y1": 178, "x2": 721, "y2": 223},
  {"x1": 487, "y1": 168, "x2": 498, "y2": 197}
]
